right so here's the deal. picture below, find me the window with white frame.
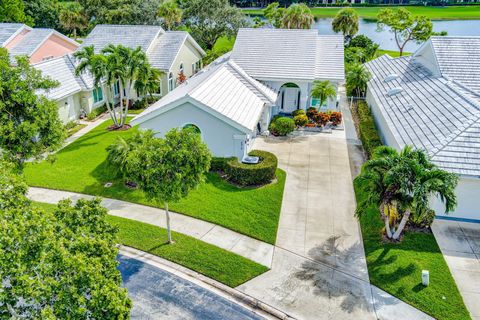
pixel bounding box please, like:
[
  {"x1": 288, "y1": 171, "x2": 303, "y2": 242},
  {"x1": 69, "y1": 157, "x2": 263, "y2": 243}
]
[
  {"x1": 179, "y1": 63, "x2": 184, "y2": 74},
  {"x1": 168, "y1": 72, "x2": 174, "y2": 92},
  {"x1": 113, "y1": 81, "x2": 120, "y2": 96}
]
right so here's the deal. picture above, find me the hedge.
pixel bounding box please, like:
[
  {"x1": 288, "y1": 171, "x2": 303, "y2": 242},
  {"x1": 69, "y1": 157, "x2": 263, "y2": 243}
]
[
  {"x1": 210, "y1": 157, "x2": 235, "y2": 172},
  {"x1": 357, "y1": 101, "x2": 382, "y2": 157},
  {"x1": 225, "y1": 150, "x2": 278, "y2": 186}
]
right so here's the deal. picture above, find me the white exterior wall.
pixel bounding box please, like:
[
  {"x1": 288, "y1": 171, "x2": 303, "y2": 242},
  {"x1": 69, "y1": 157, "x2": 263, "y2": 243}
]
[
  {"x1": 138, "y1": 102, "x2": 248, "y2": 159},
  {"x1": 432, "y1": 176, "x2": 480, "y2": 221},
  {"x1": 56, "y1": 90, "x2": 103, "y2": 124}
]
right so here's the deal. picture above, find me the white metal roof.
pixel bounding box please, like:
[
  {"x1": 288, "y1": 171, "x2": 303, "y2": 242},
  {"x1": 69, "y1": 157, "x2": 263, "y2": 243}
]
[
  {"x1": 230, "y1": 28, "x2": 344, "y2": 81},
  {"x1": 365, "y1": 54, "x2": 480, "y2": 177},
  {"x1": 131, "y1": 59, "x2": 278, "y2": 133},
  {"x1": 33, "y1": 55, "x2": 94, "y2": 101}
]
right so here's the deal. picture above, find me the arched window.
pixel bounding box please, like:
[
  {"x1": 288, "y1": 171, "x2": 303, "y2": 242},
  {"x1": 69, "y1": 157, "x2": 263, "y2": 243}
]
[
  {"x1": 168, "y1": 72, "x2": 174, "y2": 92},
  {"x1": 179, "y1": 63, "x2": 184, "y2": 74},
  {"x1": 183, "y1": 124, "x2": 201, "y2": 135}
]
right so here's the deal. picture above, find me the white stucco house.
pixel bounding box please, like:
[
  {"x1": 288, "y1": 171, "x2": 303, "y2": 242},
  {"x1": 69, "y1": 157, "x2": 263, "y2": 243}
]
[
  {"x1": 365, "y1": 36, "x2": 480, "y2": 221},
  {"x1": 131, "y1": 28, "x2": 344, "y2": 160}
]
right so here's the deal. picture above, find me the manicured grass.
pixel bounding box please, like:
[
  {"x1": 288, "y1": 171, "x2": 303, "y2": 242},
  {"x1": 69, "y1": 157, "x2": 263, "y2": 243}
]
[
  {"x1": 244, "y1": 6, "x2": 480, "y2": 20},
  {"x1": 354, "y1": 178, "x2": 470, "y2": 320},
  {"x1": 213, "y1": 36, "x2": 235, "y2": 52},
  {"x1": 66, "y1": 123, "x2": 87, "y2": 137},
  {"x1": 376, "y1": 49, "x2": 411, "y2": 58},
  {"x1": 127, "y1": 108, "x2": 145, "y2": 115},
  {"x1": 33, "y1": 202, "x2": 268, "y2": 287},
  {"x1": 24, "y1": 120, "x2": 286, "y2": 244}
]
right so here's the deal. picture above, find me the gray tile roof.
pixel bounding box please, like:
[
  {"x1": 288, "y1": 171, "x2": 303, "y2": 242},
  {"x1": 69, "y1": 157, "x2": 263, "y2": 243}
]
[
  {"x1": 148, "y1": 31, "x2": 188, "y2": 71},
  {"x1": 34, "y1": 55, "x2": 94, "y2": 100},
  {"x1": 9, "y1": 29, "x2": 53, "y2": 57},
  {"x1": 230, "y1": 28, "x2": 344, "y2": 81},
  {"x1": 0, "y1": 23, "x2": 25, "y2": 46},
  {"x1": 80, "y1": 24, "x2": 164, "y2": 53},
  {"x1": 430, "y1": 36, "x2": 480, "y2": 94},
  {"x1": 365, "y1": 55, "x2": 480, "y2": 177}
]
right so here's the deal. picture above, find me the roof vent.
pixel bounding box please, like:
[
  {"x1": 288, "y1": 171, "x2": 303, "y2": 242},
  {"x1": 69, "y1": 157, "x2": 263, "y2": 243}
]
[
  {"x1": 384, "y1": 74, "x2": 399, "y2": 82},
  {"x1": 387, "y1": 87, "x2": 403, "y2": 96}
]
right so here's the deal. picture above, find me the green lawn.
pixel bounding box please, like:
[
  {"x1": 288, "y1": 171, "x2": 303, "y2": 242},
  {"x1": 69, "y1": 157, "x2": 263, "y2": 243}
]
[
  {"x1": 213, "y1": 36, "x2": 235, "y2": 52},
  {"x1": 127, "y1": 108, "x2": 146, "y2": 115},
  {"x1": 66, "y1": 123, "x2": 87, "y2": 137},
  {"x1": 354, "y1": 178, "x2": 470, "y2": 320},
  {"x1": 244, "y1": 6, "x2": 480, "y2": 20},
  {"x1": 376, "y1": 49, "x2": 411, "y2": 58},
  {"x1": 33, "y1": 202, "x2": 268, "y2": 287},
  {"x1": 24, "y1": 120, "x2": 286, "y2": 244}
]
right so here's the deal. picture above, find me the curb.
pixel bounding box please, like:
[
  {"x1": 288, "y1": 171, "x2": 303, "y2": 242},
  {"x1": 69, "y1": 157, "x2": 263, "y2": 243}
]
[{"x1": 119, "y1": 245, "x2": 296, "y2": 320}]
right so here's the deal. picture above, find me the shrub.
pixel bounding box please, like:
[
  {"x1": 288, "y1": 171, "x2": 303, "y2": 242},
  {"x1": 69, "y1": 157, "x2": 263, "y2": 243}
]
[
  {"x1": 292, "y1": 109, "x2": 306, "y2": 117},
  {"x1": 306, "y1": 107, "x2": 317, "y2": 120},
  {"x1": 87, "y1": 104, "x2": 107, "y2": 121},
  {"x1": 65, "y1": 120, "x2": 78, "y2": 130},
  {"x1": 314, "y1": 112, "x2": 330, "y2": 126},
  {"x1": 294, "y1": 114, "x2": 308, "y2": 127},
  {"x1": 131, "y1": 98, "x2": 149, "y2": 110},
  {"x1": 329, "y1": 111, "x2": 343, "y2": 126},
  {"x1": 271, "y1": 117, "x2": 295, "y2": 136},
  {"x1": 225, "y1": 150, "x2": 277, "y2": 186},
  {"x1": 210, "y1": 157, "x2": 235, "y2": 172},
  {"x1": 357, "y1": 101, "x2": 382, "y2": 157}
]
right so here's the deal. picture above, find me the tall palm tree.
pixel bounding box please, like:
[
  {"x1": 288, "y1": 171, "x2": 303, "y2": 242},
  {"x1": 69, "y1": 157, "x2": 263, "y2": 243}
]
[
  {"x1": 59, "y1": 8, "x2": 88, "y2": 40},
  {"x1": 346, "y1": 63, "x2": 371, "y2": 97},
  {"x1": 332, "y1": 8, "x2": 359, "y2": 41},
  {"x1": 311, "y1": 80, "x2": 337, "y2": 110},
  {"x1": 134, "y1": 65, "x2": 164, "y2": 99},
  {"x1": 157, "y1": 0, "x2": 183, "y2": 31},
  {"x1": 74, "y1": 46, "x2": 119, "y2": 126},
  {"x1": 357, "y1": 146, "x2": 458, "y2": 240},
  {"x1": 281, "y1": 3, "x2": 314, "y2": 29}
]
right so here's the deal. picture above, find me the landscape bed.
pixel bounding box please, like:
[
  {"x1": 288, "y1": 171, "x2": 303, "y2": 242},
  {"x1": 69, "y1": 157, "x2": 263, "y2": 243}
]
[
  {"x1": 25, "y1": 120, "x2": 286, "y2": 244},
  {"x1": 33, "y1": 202, "x2": 268, "y2": 287}
]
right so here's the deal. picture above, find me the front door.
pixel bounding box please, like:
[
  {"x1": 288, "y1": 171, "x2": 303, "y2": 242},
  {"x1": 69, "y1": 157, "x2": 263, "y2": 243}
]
[{"x1": 281, "y1": 87, "x2": 300, "y2": 113}]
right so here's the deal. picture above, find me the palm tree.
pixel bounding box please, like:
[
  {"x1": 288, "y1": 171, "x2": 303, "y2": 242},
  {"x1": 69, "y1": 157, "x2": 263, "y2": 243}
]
[
  {"x1": 74, "y1": 46, "x2": 119, "y2": 126},
  {"x1": 311, "y1": 80, "x2": 336, "y2": 110},
  {"x1": 281, "y1": 3, "x2": 314, "y2": 29},
  {"x1": 59, "y1": 8, "x2": 88, "y2": 40},
  {"x1": 346, "y1": 63, "x2": 371, "y2": 97},
  {"x1": 134, "y1": 65, "x2": 164, "y2": 99},
  {"x1": 357, "y1": 146, "x2": 458, "y2": 240},
  {"x1": 264, "y1": 2, "x2": 285, "y2": 28},
  {"x1": 332, "y1": 8, "x2": 359, "y2": 41},
  {"x1": 157, "y1": 0, "x2": 183, "y2": 31}
]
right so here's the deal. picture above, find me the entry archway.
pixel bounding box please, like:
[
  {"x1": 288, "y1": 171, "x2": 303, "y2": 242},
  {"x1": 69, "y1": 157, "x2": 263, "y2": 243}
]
[{"x1": 278, "y1": 83, "x2": 301, "y2": 114}]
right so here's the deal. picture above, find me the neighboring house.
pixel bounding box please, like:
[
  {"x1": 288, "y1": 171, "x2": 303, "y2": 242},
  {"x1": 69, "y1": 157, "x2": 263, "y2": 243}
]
[
  {"x1": 0, "y1": 23, "x2": 79, "y2": 64},
  {"x1": 80, "y1": 25, "x2": 205, "y2": 97},
  {"x1": 132, "y1": 28, "x2": 345, "y2": 160},
  {"x1": 33, "y1": 55, "x2": 102, "y2": 124},
  {"x1": 365, "y1": 36, "x2": 480, "y2": 221}
]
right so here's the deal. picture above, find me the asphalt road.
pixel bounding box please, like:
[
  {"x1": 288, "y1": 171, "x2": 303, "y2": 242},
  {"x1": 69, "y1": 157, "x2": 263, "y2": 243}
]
[{"x1": 117, "y1": 255, "x2": 265, "y2": 320}]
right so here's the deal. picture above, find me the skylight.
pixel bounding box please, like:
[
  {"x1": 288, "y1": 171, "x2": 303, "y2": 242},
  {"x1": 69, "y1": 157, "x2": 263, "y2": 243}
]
[{"x1": 387, "y1": 87, "x2": 403, "y2": 96}]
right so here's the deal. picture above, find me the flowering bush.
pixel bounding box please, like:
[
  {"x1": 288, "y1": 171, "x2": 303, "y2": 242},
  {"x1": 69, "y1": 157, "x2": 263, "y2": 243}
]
[
  {"x1": 329, "y1": 111, "x2": 342, "y2": 126},
  {"x1": 294, "y1": 114, "x2": 308, "y2": 127},
  {"x1": 306, "y1": 107, "x2": 317, "y2": 120},
  {"x1": 314, "y1": 112, "x2": 330, "y2": 126}
]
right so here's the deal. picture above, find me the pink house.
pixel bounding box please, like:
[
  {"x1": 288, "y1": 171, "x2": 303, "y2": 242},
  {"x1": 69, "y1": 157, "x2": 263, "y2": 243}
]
[{"x1": 0, "y1": 23, "x2": 78, "y2": 64}]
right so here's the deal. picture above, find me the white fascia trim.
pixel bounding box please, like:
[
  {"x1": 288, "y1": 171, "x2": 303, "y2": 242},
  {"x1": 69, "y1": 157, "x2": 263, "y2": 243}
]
[
  {"x1": 131, "y1": 95, "x2": 253, "y2": 134},
  {"x1": 145, "y1": 27, "x2": 166, "y2": 55},
  {"x1": 51, "y1": 30, "x2": 81, "y2": 47},
  {"x1": 165, "y1": 34, "x2": 188, "y2": 72},
  {"x1": 228, "y1": 61, "x2": 277, "y2": 104},
  {"x1": 185, "y1": 33, "x2": 206, "y2": 56},
  {"x1": 2, "y1": 24, "x2": 31, "y2": 47},
  {"x1": 28, "y1": 30, "x2": 55, "y2": 57}
]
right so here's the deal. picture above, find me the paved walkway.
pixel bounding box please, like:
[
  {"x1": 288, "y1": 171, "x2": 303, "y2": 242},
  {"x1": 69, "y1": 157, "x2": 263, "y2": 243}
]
[
  {"x1": 432, "y1": 219, "x2": 480, "y2": 320},
  {"x1": 27, "y1": 187, "x2": 274, "y2": 267},
  {"x1": 65, "y1": 116, "x2": 109, "y2": 146}
]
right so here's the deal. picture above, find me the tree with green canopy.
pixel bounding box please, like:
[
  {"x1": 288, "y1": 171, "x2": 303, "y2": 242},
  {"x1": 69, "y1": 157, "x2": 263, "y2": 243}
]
[
  {"x1": 332, "y1": 8, "x2": 359, "y2": 41},
  {"x1": 24, "y1": 0, "x2": 60, "y2": 29},
  {"x1": 0, "y1": 160, "x2": 132, "y2": 318},
  {"x1": 157, "y1": 0, "x2": 183, "y2": 30},
  {"x1": 0, "y1": 0, "x2": 34, "y2": 25},
  {"x1": 59, "y1": 5, "x2": 88, "y2": 39},
  {"x1": 356, "y1": 146, "x2": 457, "y2": 240},
  {"x1": 124, "y1": 128, "x2": 211, "y2": 243},
  {"x1": 310, "y1": 80, "x2": 337, "y2": 110},
  {"x1": 281, "y1": 3, "x2": 314, "y2": 29},
  {"x1": 180, "y1": 0, "x2": 247, "y2": 49},
  {"x1": 377, "y1": 8, "x2": 433, "y2": 56},
  {"x1": 0, "y1": 49, "x2": 65, "y2": 168},
  {"x1": 263, "y1": 2, "x2": 285, "y2": 28}
]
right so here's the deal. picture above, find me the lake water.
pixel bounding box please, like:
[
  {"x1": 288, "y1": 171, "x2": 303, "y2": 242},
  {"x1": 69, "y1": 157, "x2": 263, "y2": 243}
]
[{"x1": 314, "y1": 18, "x2": 480, "y2": 52}]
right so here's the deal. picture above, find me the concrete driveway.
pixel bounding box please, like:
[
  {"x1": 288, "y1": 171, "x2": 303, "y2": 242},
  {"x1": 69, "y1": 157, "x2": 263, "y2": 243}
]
[{"x1": 432, "y1": 219, "x2": 480, "y2": 320}]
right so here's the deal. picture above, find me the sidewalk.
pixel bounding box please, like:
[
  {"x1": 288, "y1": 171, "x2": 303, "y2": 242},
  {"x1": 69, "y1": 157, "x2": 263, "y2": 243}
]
[
  {"x1": 27, "y1": 187, "x2": 274, "y2": 268},
  {"x1": 65, "y1": 115, "x2": 109, "y2": 146}
]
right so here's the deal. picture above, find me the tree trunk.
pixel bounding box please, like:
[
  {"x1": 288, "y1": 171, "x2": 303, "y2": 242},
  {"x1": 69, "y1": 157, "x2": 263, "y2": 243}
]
[
  {"x1": 381, "y1": 204, "x2": 393, "y2": 238},
  {"x1": 165, "y1": 202, "x2": 172, "y2": 244},
  {"x1": 118, "y1": 81, "x2": 125, "y2": 127},
  {"x1": 103, "y1": 84, "x2": 118, "y2": 126},
  {"x1": 123, "y1": 81, "x2": 131, "y2": 125},
  {"x1": 392, "y1": 209, "x2": 411, "y2": 240}
]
